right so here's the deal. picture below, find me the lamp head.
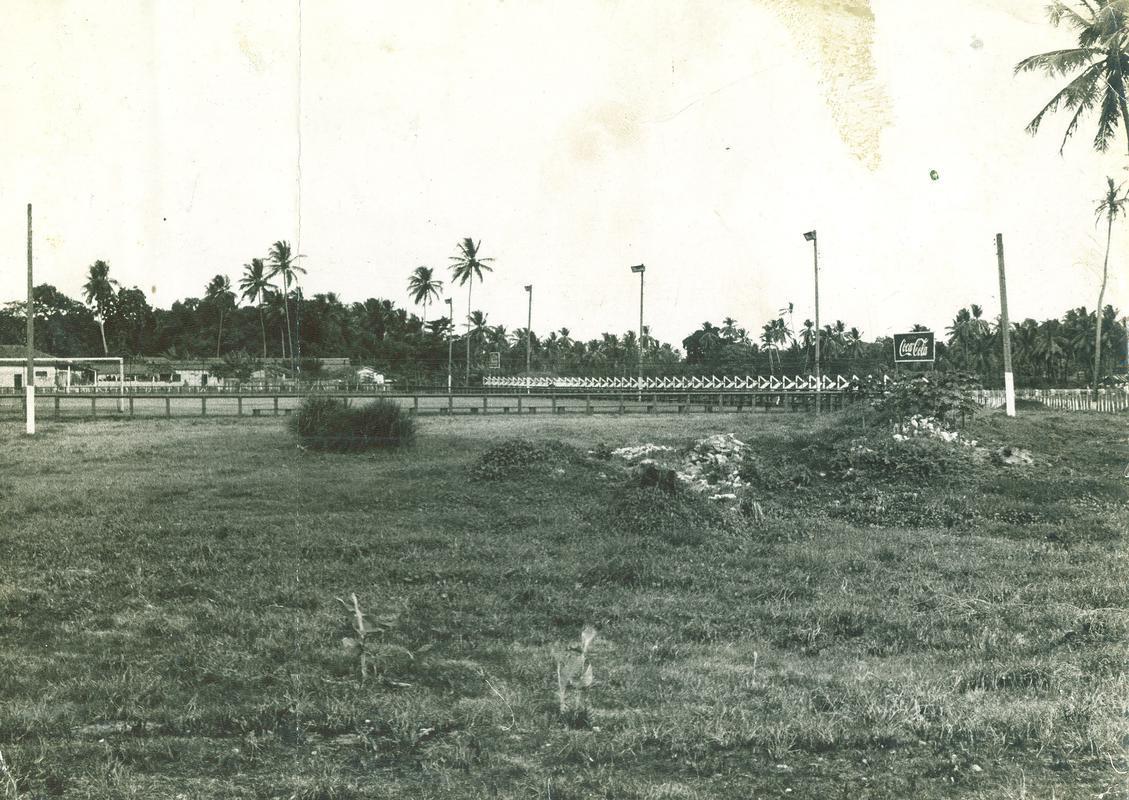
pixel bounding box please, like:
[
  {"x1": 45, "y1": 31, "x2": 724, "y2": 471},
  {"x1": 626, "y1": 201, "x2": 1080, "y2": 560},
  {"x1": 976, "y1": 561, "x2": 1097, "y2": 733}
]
[
  {"x1": 803, "y1": 231, "x2": 816, "y2": 242},
  {"x1": 630, "y1": 264, "x2": 646, "y2": 273},
  {"x1": 524, "y1": 284, "x2": 532, "y2": 292}
]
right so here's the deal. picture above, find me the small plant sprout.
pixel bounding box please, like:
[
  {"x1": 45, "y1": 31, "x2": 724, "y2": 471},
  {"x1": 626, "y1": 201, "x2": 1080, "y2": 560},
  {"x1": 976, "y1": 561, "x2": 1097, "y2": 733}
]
[
  {"x1": 556, "y1": 625, "x2": 597, "y2": 722},
  {"x1": 337, "y1": 593, "x2": 398, "y2": 685}
]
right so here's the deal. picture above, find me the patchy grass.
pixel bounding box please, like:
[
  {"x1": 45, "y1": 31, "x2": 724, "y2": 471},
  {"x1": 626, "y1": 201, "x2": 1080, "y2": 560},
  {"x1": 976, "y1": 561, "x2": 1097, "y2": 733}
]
[{"x1": 0, "y1": 407, "x2": 1126, "y2": 798}]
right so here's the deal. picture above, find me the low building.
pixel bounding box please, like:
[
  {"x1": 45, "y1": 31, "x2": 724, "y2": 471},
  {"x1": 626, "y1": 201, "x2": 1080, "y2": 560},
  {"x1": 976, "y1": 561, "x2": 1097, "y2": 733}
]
[{"x1": 0, "y1": 346, "x2": 85, "y2": 389}]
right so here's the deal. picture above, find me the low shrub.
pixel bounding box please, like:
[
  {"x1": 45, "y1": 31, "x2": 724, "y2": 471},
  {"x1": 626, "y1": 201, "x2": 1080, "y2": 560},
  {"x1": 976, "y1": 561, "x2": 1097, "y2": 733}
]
[
  {"x1": 855, "y1": 371, "x2": 981, "y2": 427},
  {"x1": 470, "y1": 439, "x2": 577, "y2": 480},
  {"x1": 289, "y1": 397, "x2": 416, "y2": 451}
]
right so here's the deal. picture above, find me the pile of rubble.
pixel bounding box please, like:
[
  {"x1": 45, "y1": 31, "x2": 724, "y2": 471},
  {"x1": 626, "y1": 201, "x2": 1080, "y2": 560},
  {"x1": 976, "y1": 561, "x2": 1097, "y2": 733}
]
[
  {"x1": 612, "y1": 433, "x2": 750, "y2": 501},
  {"x1": 892, "y1": 414, "x2": 978, "y2": 447},
  {"x1": 610, "y1": 443, "x2": 675, "y2": 461},
  {"x1": 891, "y1": 415, "x2": 1034, "y2": 468}
]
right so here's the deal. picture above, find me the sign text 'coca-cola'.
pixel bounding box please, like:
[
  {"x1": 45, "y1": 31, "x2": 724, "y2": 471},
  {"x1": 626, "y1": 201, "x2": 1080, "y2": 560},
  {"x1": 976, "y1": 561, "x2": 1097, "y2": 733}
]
[{"x1": 892, "y1": 331, "x2": 936, "y2": 363}]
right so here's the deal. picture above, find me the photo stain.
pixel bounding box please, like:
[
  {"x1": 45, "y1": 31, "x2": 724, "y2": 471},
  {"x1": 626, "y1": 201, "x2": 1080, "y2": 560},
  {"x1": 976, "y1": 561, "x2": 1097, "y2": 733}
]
[{"x1": 763, "y1": 0, "x2": 891, "y2": 171}]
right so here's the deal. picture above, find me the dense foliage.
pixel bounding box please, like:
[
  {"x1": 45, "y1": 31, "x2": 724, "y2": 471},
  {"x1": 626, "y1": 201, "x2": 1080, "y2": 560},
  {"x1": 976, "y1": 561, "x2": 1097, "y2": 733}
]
[{"x1": 288, "y1": 396, "x2": 416, "y2": 451}]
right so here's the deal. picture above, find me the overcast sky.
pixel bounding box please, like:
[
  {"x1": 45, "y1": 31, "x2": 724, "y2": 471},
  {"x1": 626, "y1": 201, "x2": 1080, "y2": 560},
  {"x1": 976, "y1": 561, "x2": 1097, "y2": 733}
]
[{"x1": 2, "y1": 0, "x2": 1126, "y2": 346}]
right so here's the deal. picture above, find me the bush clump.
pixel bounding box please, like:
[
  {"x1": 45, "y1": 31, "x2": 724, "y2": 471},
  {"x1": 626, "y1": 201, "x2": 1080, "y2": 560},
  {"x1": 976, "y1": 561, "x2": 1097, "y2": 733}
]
[
  {"x1": 289, "y1": 396, "x2": 416, "y2": 451},
  {"x1": 855, "y1": 371, "x2": 981, "y2": 427},
  {"x1": 471, "y1": 438, "x2": 578, "y2": 480}
]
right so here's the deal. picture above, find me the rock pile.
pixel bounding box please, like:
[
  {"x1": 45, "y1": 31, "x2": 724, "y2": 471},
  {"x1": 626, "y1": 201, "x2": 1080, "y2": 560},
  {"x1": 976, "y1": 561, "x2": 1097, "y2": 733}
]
[
  {"x1": 676, "y1": 434, "x2": 749, "y2": 500},
  {"x1": 892, "y1": 415, "x2": 977, "y2": 447},
  {"x1": 612, "y1": 433, "x2": 750, "y2": 501},
  {"x1": 610, "y1": 443, "x2": 675, "y2": 462}
]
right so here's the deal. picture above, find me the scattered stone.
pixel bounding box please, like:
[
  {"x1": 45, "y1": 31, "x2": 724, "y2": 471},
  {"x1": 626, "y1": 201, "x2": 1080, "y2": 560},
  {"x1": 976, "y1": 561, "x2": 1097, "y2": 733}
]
[
  {"x1": 993, "y1": 446, "x2": 1033, "y2": 467},
  {"x1": 611, "y1": 443, "x2": 675, "y2": 463}
]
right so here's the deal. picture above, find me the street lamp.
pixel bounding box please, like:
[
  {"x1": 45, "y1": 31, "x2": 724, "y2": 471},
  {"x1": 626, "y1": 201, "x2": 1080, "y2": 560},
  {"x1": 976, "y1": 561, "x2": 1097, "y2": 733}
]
[
  {"x1": 445, "y1": 297, "x2": 454, "y2": 395},
  {"x1": 802, "y1": 231, "x2": 820, "y2": 415},
  {"x1": 630, "y1": 264, "x2": 645, "y2": 401},
  {"x1": 524, "y1": 284, "x2": 532, "y2": 394}
]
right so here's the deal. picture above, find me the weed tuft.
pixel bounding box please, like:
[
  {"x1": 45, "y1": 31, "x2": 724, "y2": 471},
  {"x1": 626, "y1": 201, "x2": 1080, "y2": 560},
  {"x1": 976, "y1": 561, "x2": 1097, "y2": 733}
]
[{"x1": 289, "y1": 397, "x2": 415, "y2": 451}]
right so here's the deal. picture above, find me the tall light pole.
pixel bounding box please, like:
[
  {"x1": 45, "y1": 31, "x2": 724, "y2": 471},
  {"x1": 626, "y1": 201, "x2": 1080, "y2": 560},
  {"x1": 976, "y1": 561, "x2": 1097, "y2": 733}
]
[
  {"x1": 803, "y1": 231, "x2": 820, "y2": 415},
  {"x1": 445, "y1": 297, "x2": 454, "y2": 394},
  {"x1": 524, "y1": 284, "x2": 532, "y2": 393},
  {"x1": 630, "y1": 264, "x2": 645, "y2": 401}
]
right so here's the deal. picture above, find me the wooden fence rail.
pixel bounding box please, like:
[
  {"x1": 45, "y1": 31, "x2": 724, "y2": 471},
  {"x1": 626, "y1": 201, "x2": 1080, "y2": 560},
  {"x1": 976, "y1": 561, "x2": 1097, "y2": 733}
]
[{"x1": 1, "y1": 390, "x2": 854, "y2": 420}]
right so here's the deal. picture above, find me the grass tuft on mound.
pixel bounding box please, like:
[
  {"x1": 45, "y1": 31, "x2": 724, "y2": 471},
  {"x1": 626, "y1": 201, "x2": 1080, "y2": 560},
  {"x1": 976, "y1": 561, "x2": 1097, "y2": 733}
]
[{"x1": 289, "y1": 396, "x2": 416, "y2": 451}]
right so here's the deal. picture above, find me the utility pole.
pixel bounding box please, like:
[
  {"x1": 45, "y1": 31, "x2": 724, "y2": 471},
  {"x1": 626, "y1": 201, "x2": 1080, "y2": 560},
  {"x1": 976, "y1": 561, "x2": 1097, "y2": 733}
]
[
  {"x1": 524, "y1": 284, "x2": 532, "y2": 394},
  {"x1": 996, "y1": 233, "x2": 1015, "y2": 417},
  {"x1": 26, "y1": 204, "x2": 35, "y2": 435},
  {"x1": 803, "y1": 231, "x2": 820, "y2": 415},
  {"x1": 630, "y1": 265, "x2": 645, "y2": 401},
  {"x1": 445, "y1": 297, "x2": 454, "y2": 395}
]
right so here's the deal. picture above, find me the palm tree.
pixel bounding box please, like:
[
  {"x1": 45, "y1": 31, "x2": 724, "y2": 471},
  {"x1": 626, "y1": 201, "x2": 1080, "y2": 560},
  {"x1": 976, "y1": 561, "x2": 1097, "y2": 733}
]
[
  {"x1": 463, "y1": 310, "x2": 490, "y2": 368},
  {"x1": 1015, "y1": 1, "x2": 1129, "y2": 155},
  {"x1": 82, "y1": 260, "x2": 117, "y2": 355},
  {"x1": 267, "y1": 240, "x2": 306, "y2": 368},
  {"x1": 407, "y1": 266, "x2": 444, "y2": 324},
  {"x1": 449, "y1": 238, "x2": 494, "y2": 385},
  {"x1": 205, "y1": 274, "x2": 235, "y2": 357},
  {"x1": 239, "y1": 258, "x2": 275, "y2": 359},
  {"x1": 1035, "y1": 318, "x2": 1067, "y2": 381},
  {"x1": 1092, "y1": 176, "x2": 1129, "y2": 391}
]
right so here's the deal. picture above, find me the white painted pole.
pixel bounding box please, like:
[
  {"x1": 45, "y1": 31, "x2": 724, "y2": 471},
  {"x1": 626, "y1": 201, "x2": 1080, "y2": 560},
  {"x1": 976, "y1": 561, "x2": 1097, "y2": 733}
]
[
  {"x1": 26, "y1": 203, "x2": 35, "y2": 435},
  {"x1": 996, "y1": 233, "x2": 1015, "y2": 417},
  {"x1": 118, "y1": 358, "x2": 124, "y2": 412}
]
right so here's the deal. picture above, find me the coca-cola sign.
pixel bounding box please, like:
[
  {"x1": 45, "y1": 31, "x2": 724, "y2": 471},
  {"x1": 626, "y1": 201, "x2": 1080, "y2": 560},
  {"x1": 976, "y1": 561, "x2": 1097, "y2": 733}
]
[{"x1": 893, "y1": 331, "x2": 935, "y2": 363}]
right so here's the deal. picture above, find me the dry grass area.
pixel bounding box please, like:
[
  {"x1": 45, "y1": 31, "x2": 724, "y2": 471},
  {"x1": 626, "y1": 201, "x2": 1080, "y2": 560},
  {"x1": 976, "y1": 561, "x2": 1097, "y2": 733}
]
[{"x1": 0, "y1": 408, "x2": 1126, "y2": 798}]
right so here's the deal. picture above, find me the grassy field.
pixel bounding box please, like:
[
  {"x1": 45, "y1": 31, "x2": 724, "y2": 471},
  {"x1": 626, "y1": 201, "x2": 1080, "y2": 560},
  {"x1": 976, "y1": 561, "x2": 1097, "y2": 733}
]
[{"x1": 1, "y1": 408, "x2": 1127, "y2": 798}]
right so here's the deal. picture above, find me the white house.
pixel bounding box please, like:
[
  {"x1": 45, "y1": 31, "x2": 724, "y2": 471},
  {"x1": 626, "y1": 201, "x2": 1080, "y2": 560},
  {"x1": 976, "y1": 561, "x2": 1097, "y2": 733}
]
[{"x1": 0, "y1": 346, "x2": 69, "y2": 389}]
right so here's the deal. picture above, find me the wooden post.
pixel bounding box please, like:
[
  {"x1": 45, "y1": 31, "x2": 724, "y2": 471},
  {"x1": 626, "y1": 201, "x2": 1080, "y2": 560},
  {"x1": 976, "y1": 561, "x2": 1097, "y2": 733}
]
[
  {"x1": 237, "y1": 396, "x2": 243, "y2": 416},
  {"x1": 483, "y1": 395, "x2": 488, "y2": 414},
  {"x1": 517, "y1": 395, "x2": 523, "y2": 413},
  {"x1": 91, "y1": 395, "x2": 96, "y2": 418},
  {"x1": 165, "y1": 396, "x2": 171, "y2": 418},
  {"x1": 129, "y1": 396, "x2": 135, "y2": 417},
  {"x1": 53, "y1": 395, "x2": 60, "y2": 420},
  {"x1": 273, "y1": 396, "x2": 279, "y2": 415},
  {"x1": 586, "y1": 393, "x2": 592, "y2": 414},
  {"x1": 201, "y1": 396, "x2": 207, "y2": 416},
  {"x1": 413, "y1": 395, "x2": 419, "y2": 414},
  {"x1": 551, "y1": 392, "x2": 557, "y2": 413}
]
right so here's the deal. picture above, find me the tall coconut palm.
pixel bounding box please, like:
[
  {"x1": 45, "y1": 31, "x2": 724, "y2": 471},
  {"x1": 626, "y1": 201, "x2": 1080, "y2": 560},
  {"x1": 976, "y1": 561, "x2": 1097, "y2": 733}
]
[
  {"x1": 267, "y1": 240, "x2": 306, "y2": 368},
  {"x1": 467, "y1": 310, "x2": 490, "y2": 368},
  {"x1": 407, "y1": 266, "x2": 444, "y2": 324},
  {"x1": 1015, "y1": 1, "x2": 1129, "y2": 154},
  {"x1": 205, "y1": 274, "x2": 235, "y2": 357},
  {"x1": 82, "y1": 260, "x2": 117, "y2": 354},
  {"x1": 1092, "y1": 176, "x2": 1129, "y2": 391},
  {"x1": 449, "y1": 238, "x2": 494, "y2": 384},
  {"x1": 239, "y1": 258, "x2": 275, "y2": 359}
]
